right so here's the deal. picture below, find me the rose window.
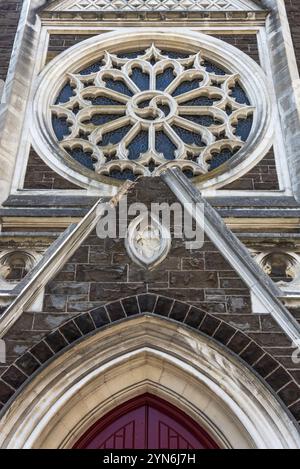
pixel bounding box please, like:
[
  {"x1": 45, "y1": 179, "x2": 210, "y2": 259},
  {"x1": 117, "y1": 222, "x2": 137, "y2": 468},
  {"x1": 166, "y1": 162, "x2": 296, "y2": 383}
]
[
  {"x1": 33, "y1": 31, "x2": 272, "y2": 191},
  {"x1": 51, "y1": 44, "x2": 254, "y2": 182}
]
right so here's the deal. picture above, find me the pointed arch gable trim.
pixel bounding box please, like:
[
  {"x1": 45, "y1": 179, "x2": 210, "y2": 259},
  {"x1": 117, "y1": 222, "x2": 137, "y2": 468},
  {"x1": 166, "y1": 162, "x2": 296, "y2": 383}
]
[{"x1": 0, "y1": 315, "x2": 299, "y2": 449}]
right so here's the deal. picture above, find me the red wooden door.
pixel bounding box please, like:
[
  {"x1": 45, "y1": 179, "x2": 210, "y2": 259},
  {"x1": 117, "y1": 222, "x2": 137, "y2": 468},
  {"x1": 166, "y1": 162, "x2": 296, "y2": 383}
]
[{"x1": 74, "y1": 394, "x2": 218, "y2": 449}]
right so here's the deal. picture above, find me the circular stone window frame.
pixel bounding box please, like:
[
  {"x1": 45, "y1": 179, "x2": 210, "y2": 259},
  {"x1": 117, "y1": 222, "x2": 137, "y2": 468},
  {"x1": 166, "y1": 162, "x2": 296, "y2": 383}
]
[{"x1": 32, "y1": 29, "x2": 273, "y2": 194}]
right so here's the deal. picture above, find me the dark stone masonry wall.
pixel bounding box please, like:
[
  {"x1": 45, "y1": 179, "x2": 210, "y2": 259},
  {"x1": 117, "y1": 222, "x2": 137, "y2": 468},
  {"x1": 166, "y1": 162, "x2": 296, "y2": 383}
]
[
  {"x1": 46, "y1": 34, "x2": 97, "y2": 64},
  {"x1": 24, "y1": 148, "x2": 81, "y2": 190},
  {"x1": 224, "y1": 148, "x2": 279, "y2": 191},
  {"x1": 0, "y1": 0, "x2": 22, "y2": 81},
  {"x1": 285, "y1": 0, "x2": 300, "y2": 72},
  {"x1": 212, "y1": 33, "x2": 260, "y2": 64},
  {"x1": 0, "y1": 178, "x2": 300, "y2": 423},
  {"x1": 46, "y1": 32, "x2": 260, "y2": 64}
]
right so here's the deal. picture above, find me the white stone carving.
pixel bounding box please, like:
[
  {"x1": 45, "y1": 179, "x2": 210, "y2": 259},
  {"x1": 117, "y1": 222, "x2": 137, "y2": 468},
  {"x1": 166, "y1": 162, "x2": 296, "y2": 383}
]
[
  {"x1": 50, "y1": 44, "x2": 254, "y2": 180},
  {"x1": 46, "y1": 0, "x2": 262, "y2": 12},
  {"x1": 33, "y1": 30, "x2": 272, "y2": 191},
  {"x1": 125, "y1": 213, "x2": 171, "y2": 269},
  {"x1": 255, "y1": 251, "x2": 300, "y2": 292},
  {"x1": 0, "y1": 250, "x2": 42, "y2": 290}
]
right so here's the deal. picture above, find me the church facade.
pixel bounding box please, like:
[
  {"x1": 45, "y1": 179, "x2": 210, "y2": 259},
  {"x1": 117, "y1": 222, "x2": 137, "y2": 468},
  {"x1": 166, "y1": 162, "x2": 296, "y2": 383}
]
[{"x1": 0, "y1": 0, "x2": 300, "y2": 449}]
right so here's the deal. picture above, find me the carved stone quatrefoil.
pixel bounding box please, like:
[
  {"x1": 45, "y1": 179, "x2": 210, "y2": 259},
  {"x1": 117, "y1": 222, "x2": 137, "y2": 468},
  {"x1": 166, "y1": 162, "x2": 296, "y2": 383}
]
[{"x1": 125, "y1": 213, "x2": 171, "y2": 270}]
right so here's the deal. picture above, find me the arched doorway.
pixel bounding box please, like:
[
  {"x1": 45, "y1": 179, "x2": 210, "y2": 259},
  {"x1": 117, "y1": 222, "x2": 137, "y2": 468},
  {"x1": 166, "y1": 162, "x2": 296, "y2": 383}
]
[
  {"x1": 1, "y1": 316, "x2": 299, "y2": 449},
  {"x1": 74, "y1": 394, "x2": 218, "y2": 449}
]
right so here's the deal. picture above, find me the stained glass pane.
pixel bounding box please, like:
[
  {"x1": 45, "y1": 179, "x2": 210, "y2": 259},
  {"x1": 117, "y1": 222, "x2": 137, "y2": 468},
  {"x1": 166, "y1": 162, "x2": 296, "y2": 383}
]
[
  {"x1": 66, "y1": 148, "x2": 95, "y2": 170},
  {"x1": 52, "y1": 45, "x2": 254, "y2": 180},
  {"x1": 127, "y1": 131, "x2": 149, "y2": 160},
  {"x1": 156, "y1": 68, "x2": 175, "y2": 91},
  {"x1": 155, "y1": 131, "x2": 177, "y2": 160},
  {"x1": 52, "y1": 116, "x2": 71, "y2": 141}
]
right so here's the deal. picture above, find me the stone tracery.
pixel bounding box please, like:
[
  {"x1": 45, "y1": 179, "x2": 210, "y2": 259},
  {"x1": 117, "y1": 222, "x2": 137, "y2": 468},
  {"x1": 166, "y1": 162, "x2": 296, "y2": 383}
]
[{"x1": 52, "y1": 44, "x2": 254, "y2": 181}]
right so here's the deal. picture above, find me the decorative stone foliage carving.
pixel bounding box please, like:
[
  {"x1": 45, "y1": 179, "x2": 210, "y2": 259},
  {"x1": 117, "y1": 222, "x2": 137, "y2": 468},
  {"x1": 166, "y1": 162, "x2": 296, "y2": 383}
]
[
  {"x1": 0, "y1": 250, "x2": 41, "y2": 290},
  {"x1": 33, "y1": 31, "x2": 272, "y2": 192},
  {"x1": 125, "y1": 213, "x2": 171, "y2": 269},
  {"x1": 46, "y1": 0, "x2": 262, "y2": 12},
  {"x1": 255, "y1": 251, "x2": 300, "y2": 291}
]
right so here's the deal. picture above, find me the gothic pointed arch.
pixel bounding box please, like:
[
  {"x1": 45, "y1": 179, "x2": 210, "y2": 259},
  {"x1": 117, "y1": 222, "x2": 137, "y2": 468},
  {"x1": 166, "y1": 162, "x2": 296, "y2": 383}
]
[{"x1": 0, "y1": 315, "x2": 299, "y2": 449}]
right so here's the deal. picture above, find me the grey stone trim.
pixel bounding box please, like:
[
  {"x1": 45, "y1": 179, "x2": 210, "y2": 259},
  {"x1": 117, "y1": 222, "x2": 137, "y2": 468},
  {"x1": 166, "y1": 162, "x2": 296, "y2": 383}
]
[
  {"x1": 3, "y1": 195, "x2": 101, "y2": 207},
  {"x1": 44, "y1": 0, "x2": 264, "y2": 12},
  {"x1": 162, "y1": 168, "x2": 300, "y2": 343},
  {"x1": 260, "y1": 0, "x2": 300, "y2": 201},
  {"x1": 3, "y1": 194, "x2": 300, "y2": 208},
  {"x1": 39, "y1": 10, "x2": 269, "y2": 25},
  {"x1": 0, "y1": 208, "x2": 90, "y2": 217}
]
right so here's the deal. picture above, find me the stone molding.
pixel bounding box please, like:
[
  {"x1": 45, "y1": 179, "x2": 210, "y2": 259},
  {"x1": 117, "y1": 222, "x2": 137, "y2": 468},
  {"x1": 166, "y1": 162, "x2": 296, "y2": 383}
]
[
  {"x1": 44, "y1": 0, "x2": 264, "y2": 13},
  {"x1": 0, "y1": 315, "x2": 299, "y2": 448}
]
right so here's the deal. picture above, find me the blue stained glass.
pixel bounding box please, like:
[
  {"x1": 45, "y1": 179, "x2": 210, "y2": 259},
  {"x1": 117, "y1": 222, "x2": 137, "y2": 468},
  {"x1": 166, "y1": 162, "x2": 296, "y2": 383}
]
[
  {"x1": 235, "y1": 115, "x2": 253, "y2": 141},
  {"x1": 55, "y1": 84, "x2": 74, "y2": 104},
  {"x1": 67, "y1": 148, "x2": 96, "y2": 170},
  {"x1": 72, "y1": 105, "x2": 80, "y2": 115},
  {"x1": 155, "y1": 131, "x2": 176, "y2": 160},
  {"x1": 209, "y1": 148, "x2": 238, "y2": 171},
  {"x1": 130, "y1": 68, "x2": 150, "y2": 91},
  {"x1": 182, "y1": 95, "x2": 216, "y2": 106},
  {"x1": 82, "y1": 114, "x2": 122, "y2": 125},
  {"x1": 104, "y1": 79, "x2": 133, "y2": 96},
  {"x1": 101, "y1": 125, "x2": 132, "y2": 146},
  {"x1": 182, "y1": 169, "x2": 194, "y2": 179},
  {"x1": 87, "y1": 95, "x2": 124, "y2": 105},
  {"x1": 52, "y1": 115, "x2": 71, "y2": 141},
  {"x1": 139, "y1": 99, "x2": 151, "y2": 108},
  {"x1": 79, "y1": 62, "x2": 102, "y2": 75},
  {"x1": 172, "y1": 80, "x2": 201, "y2": 97},
  {"x1": 148, "y1": 160, "x2": 157, "y2": 173},
  {"x1": 109, "y1": 169, "x2": 138, "y2": 180},
  {"x1": 202, "y1": 60, "x2": 226, "y2": 76},
  {"x1": 230, "y1": 83, "x2": 250, "y2": 105},
  {"x1": 157, "y1": 104, "x2": 170, "y2": 117},
  {"x1": 182, "y1": 115, "x2": 221, "y2": 126},
  {"x1": 161, "y1": 51, "x2": 190, "y2": 59},
  {"x1": 156, "y1": 68, "x2": 175, "y2": 91},
  {"x1": 172, "y1": 125, "x2": 205, "y2": 146},
  {"x1": 127, "y1": 131, "x2": 148, "y2": 160},
  {"x1": 225, "y1": 105, "x2": 233, "y2": 115},
  {"x1": 117, "y1": 51, "x2": 144, "y2": 58}
]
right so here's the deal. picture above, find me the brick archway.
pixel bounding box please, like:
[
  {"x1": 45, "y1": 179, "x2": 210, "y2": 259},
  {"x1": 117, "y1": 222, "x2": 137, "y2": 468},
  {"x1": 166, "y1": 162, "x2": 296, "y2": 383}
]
[
  {"x1": 1, "y1": 314, "x2": 299, "y2": 448},
  {"x1": 0, "y1": 293, "x2": 298, "y2": 426}
]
